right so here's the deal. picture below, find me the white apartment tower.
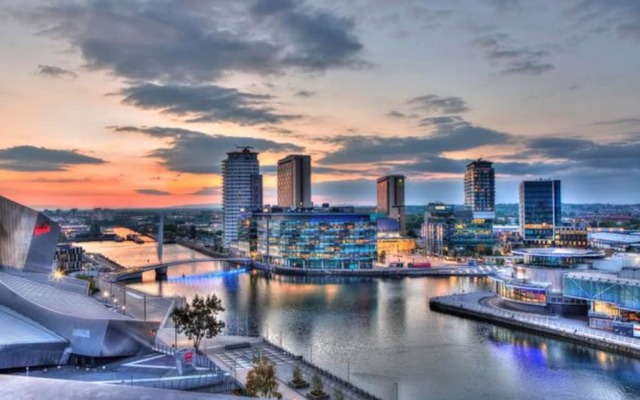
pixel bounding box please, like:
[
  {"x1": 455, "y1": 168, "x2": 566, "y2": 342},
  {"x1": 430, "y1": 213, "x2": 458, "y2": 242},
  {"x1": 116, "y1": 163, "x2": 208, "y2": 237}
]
[{"x1": 222, "y1": 147, "x2": 263, "y2": 246}]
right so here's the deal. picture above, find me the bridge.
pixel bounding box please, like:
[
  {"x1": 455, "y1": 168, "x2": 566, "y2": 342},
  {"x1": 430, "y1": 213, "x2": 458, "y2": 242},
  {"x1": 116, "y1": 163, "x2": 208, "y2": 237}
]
[{"x1": 113, "y1": 258, "x2": 251, "y2": 282}]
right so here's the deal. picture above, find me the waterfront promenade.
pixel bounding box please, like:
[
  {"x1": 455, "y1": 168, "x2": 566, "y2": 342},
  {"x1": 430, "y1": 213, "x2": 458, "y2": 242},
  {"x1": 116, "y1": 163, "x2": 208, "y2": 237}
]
[
  {"x1": 430, "y1": 292, "x2": 640, "y2": 359},
  {"x1": 253, "y1": 261, "x2": 498, "y2": 278}
]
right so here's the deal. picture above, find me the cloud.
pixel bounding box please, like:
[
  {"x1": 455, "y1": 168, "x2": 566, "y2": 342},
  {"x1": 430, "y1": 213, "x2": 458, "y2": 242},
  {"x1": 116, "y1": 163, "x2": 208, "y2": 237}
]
[
  {"x1": 0, "y1": 146, "x2": 105, "y2": 171},
  {"x1": 112, "y1": 126, "x2": 303, "y2": 174},
  {"x1": 24, "y1": 0, "x2": 365, "y2": 83},
  {"x1": 294, "y1": 90, "x2": 315, "y2": 97},
  {"x1": 569, "y1": 1, "x2": 640, "y2": 43},
  {"x1": 250, "y1": 0, "x2": 366, "y2": 70},
  {"x1": 418, "y1": 116, "x2": 469, "y2": 130},
  {"x1": 136, "y1": 189, "x2": 172, "y2": 196},
  {"x1": 318, "y1": 125, "x2": 512, "y2": 164},
  {"x1": 118, "y1": 83, "x2": 301, "y2": 125},
  {"x1": 592, "y1": 118, "x2": 640, "y2": 127},
  {"x1": 472, "y1": 33, "x2": 555, "y2": 76},
  {"x1": 387, "y1": 110, "x2": 418, "y2": 119},
  {"x1": 190, "y1": 187, "x2": 220, "y2": 196},
  {"x1": 408, "y1": 95, "x2": 469, "y2": 114},
  {"x1": 36, "y1": 64, "x2": 77, "y2": 79}
]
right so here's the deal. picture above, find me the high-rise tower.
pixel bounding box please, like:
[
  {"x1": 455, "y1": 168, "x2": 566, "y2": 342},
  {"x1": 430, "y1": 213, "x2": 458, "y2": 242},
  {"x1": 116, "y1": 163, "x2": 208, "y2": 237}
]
[
  {"x1": 464, "y1": 159, "x2": 495, "y2": 219},
  {"x1": 222, "y1": 147, "x2": 263, "y2": 246},
  {"x1": 377, "y1": 175, "x2": 406, "y2": 235},
  {"x1": 277, "y1": 155, "x2": 312, "y2": 209},
  {"x1": 519, "y1": 179, "x2": 561, "y2": 246}
]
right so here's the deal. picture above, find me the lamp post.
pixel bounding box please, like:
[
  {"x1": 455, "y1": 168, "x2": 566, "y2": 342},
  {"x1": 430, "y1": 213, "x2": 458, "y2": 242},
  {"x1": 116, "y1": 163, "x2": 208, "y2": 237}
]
[{"x1": 395, "y1": 382, "x2": 399, "y2": 400}]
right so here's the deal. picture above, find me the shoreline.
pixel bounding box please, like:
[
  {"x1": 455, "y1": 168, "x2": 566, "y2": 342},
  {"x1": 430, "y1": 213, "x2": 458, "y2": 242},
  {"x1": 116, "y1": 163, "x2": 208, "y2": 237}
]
[
  {"x1": 429, "y1": 292, "x2": 640, "y2": 359},
  {"x1": 251, "y1": 261, "x2": 493, "y2": 278}
]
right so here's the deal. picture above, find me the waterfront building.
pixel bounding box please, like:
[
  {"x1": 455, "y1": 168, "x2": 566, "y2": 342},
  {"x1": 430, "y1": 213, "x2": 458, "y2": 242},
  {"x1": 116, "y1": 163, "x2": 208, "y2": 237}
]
[
  {"x1": 464, "y1": 159, "x2": 495, "y2": 219},
  {"x1": 246, "y1": 208, "x2": 376, "y2": 269},
  {"x1": 492, "y1": 248, "x2": 605, "y2": 315},
  {"x1": 554, "y1": 226, "x2": 588, "y2": 248},
  {"x1": 588, "y1": 230, "x2": 640, "y2": 252},
  {"x1": 519, "y1": 179, "x2": 562, "y2": 246},
  {"x1": 422, "y1": 203, "x2": 495, "y2": 257},
  {"x1": 0, "y1": 195, "x2": 61, "y2": 273},
  {"x1": 0, "y1": 195, "x2": 156, "y2": 369},
  {"x1": 564, "y1": 253, "x2": 640, "y2": 335},
  {"x1": 277, "y1": 154, "x2": 312, "y2": 209},
  {"x1": 222, "y1": 147, "x2": 263, "y2": 246},
  {"x1": 377, "y1": 175, "x2": 406, "y2": 235}
]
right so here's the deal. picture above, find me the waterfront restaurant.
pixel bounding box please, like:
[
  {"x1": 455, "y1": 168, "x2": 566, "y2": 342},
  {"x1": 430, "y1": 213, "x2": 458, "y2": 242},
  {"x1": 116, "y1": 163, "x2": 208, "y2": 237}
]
[
  {"x1": 244, "y1": 208, "x2": 377, "y2": 270},
  {"x1": 492, "y1": 248, "x2": 605, "y2": 315}
]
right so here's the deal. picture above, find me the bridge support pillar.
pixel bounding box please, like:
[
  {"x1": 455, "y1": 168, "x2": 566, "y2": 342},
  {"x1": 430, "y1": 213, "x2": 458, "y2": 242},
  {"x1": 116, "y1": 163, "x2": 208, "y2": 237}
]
[{"x1": 155, "y1": 267, "x2": 168, "y2": 281}]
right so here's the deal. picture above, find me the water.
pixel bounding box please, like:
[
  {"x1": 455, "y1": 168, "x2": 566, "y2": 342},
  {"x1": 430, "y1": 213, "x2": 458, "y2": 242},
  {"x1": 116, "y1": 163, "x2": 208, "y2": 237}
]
[{"x1": 81, "y1": 238, "x2": 640, "y2": 400}]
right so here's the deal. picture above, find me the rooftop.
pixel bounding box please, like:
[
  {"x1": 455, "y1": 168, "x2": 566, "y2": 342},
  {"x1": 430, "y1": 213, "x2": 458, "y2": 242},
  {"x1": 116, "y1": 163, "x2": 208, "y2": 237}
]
[
  {"x1": 512, "y1": 248, "x2": 605, "y2": 258},
  {"x1": 0, "y1": 305, "x2": 66, "y2": 346}
]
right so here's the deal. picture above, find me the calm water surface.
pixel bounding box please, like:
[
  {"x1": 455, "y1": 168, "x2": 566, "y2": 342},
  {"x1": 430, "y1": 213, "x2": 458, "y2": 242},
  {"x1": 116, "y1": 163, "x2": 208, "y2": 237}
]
[{"x1": 81, "y1": 238, "x2": 640, "y2": 400}]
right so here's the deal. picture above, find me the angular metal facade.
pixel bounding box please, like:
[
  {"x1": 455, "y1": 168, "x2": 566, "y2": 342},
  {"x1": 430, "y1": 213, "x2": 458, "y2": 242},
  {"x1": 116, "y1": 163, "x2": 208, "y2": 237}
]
[{"x1": 0, "y1": 195, "x2": 60, "y2": 274}]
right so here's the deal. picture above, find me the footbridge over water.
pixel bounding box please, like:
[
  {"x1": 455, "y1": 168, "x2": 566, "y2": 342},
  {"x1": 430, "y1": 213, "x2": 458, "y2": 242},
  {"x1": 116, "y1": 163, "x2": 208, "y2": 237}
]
[{"x1": 113, "y1": 258, "x2": 251, "y2": 282}]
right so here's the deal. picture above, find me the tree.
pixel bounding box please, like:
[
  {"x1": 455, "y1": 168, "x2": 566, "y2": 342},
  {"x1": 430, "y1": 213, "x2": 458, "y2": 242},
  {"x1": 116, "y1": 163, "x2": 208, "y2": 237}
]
[
  {"x1": 334, "y1": 389, "x2": 345, "y2": 400},
  {"x1": 378, "y1": 250, "x2": 387, "y2": 264},
  {"x1": 245, "y1": 353, "x2": 282, "y2": 399},
  {"x1": 311, "y1": 372, "x2": 324, "y2": 395},
  {"x1": 171, "y1": 294, "x2": 225, "y2": 352}
]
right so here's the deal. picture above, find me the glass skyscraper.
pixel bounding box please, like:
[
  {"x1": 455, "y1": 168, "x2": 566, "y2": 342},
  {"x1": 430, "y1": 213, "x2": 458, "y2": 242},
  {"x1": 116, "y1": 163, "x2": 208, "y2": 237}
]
[
  {"x1": 519, "y1": 179, "x2": 561, "y2": 246},
  {"x1": 222, "y1": 147, "x2": 263, "y2": 246},
  {"x1": 464, "y1": 159, "x2": 495, "y2": 219}
]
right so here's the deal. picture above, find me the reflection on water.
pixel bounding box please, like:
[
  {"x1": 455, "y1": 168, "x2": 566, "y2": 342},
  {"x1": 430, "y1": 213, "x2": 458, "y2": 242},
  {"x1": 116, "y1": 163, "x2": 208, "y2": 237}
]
[{"x1": 85, "y1": 241, "x2": 640, "y2": 400}]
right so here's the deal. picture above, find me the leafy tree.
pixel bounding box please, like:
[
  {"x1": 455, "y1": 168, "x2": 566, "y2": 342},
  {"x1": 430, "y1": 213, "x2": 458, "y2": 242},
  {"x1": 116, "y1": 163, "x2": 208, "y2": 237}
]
[
  {"x1": 311, "y1": 372, "x2": 324, "y2": 395},
  {"x1": 378, "y1": 250, "x2": 387, "y2": 264},
  {"x1": 334, "y1": 389, "x2": 345, "y2": 400},
  {"x1": 245, "y1": 354, "x2": 282, "y2": 399},
  {"x1": 292, "y1": 365, "x2": 304, "y2": 383},
  {"x1": 171, "y1": 294, "x2": 225, "y2": 352}
]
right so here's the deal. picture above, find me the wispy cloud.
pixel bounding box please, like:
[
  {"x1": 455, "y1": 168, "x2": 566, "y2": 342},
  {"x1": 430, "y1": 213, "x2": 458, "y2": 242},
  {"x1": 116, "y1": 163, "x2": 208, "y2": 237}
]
[
  {"x1": 36, "y1": 64, "x2": 77, "y2": 79},
  {"x1": 0, "y1": 146, "x2": 105, "y2": 172}
]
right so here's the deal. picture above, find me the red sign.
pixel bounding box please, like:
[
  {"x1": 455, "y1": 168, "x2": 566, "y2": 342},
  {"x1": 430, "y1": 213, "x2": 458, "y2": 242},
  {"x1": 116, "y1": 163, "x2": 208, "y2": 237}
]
[
  {"x1": 34, "y1": 223, "x2": 51, "y2": 236},
  {"x1": 184, "y1": 351, "x2": 193, "y2": 363}
]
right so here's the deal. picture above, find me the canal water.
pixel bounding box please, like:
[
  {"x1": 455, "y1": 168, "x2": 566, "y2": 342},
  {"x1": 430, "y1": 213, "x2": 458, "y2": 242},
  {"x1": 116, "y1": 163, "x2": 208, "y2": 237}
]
[{"x1": 80, "y1": 237, "x2": 640, "y2": 400}]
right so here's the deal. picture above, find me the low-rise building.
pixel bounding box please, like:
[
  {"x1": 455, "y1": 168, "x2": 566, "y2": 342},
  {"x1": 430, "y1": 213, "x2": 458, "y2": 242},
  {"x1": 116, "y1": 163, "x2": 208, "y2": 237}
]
[{"x1": 241, "y1": 208, "x2": 377, "y2": 269}]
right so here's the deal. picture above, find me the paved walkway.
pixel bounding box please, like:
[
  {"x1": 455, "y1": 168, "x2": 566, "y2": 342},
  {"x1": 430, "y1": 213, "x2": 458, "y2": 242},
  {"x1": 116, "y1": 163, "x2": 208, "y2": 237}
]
[
  {"x1": 432, "y1": 292, "x2": 640, "y2": 352},
  {"x1": 202, "y1": 336, "x2": 376, "y2": 400}
]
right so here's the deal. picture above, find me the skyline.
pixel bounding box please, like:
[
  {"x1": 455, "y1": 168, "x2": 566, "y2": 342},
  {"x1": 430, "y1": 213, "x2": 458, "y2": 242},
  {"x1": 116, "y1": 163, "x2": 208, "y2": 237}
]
[{"x1": 1, "y1": 0, "x2": 640, "y2": 208}]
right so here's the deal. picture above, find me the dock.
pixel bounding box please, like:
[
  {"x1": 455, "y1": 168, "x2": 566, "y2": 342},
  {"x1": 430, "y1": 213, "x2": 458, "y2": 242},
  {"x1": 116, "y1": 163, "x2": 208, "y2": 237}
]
[{"x1": 429, "y1": 292, "x2": 640, "y2": 359}]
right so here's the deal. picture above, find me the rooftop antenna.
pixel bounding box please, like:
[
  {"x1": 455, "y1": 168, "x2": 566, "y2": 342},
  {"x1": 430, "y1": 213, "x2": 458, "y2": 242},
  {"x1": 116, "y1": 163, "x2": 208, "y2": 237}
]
[{"x1": 237, "y1": 146, "x2": 254, "y2": 152}]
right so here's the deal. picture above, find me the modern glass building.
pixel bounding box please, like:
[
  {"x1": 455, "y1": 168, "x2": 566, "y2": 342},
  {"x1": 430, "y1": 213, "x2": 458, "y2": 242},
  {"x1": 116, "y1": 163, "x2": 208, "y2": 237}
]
[
  {"x1": 493, "y1": 248, "x2": 604, "y2": 314},
  {"x1": 422, "y1": 203, "x2": 495, "y2": 257},
  {"x1": 564, "y1": 263, "x2": 640, "y2": 335},
  {"x1": 277, "y1": 154, "x2": 312, "y2": 209},
  {"x1": 249, "y1": 209, "x2": 377, "y2": 269},
  {"x1": 222, "y1": 147, "x2": 263, "y2": 246},
  {"x1": 519, "y1": 179, "x2": 561, "y2": 246},
  {"x1": 464, "y1": 159, "x2": 495, "y2": 219}
]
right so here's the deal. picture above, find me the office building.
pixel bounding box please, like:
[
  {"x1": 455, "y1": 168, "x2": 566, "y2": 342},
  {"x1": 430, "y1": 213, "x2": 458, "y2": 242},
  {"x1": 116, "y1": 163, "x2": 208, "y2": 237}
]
[
  {"x1": 519, "y1": 179, "x2": 561, "y2": 246},
  {"x1": 377, "y1": 175, "x2": 406, "y2": 234},
  {"x1": 422, "y1": 203, "x2": 495, "y2": 257},
  {"x1": 222, "y1": 147, "x2": 263, "y2": 246},
  {"x1": 241, "y1": 208, "x2": 377, "y2": 270},
  {"x1": 277, "y1": 155, "x2": 312, "y2": 209},
  {"x1": 464, "y1": 159, "x2": 495, "y2": 219}
]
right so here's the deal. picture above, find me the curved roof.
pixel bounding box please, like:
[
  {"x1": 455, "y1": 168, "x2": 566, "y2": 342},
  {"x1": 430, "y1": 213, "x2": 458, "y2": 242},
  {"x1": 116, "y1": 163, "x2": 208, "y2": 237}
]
[
  {"x1": 0, "y1": 272, "x2": 130, "y2": 320},
  {"x1": 512, "y1": 248, "x2": 604, "y2": 258}
]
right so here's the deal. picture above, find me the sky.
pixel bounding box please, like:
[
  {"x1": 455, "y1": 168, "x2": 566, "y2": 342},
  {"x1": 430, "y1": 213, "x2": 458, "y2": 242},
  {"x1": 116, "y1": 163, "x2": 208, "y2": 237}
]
[{"x1": 0, "y1": 0, "x2": 639, "y2": 209}]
